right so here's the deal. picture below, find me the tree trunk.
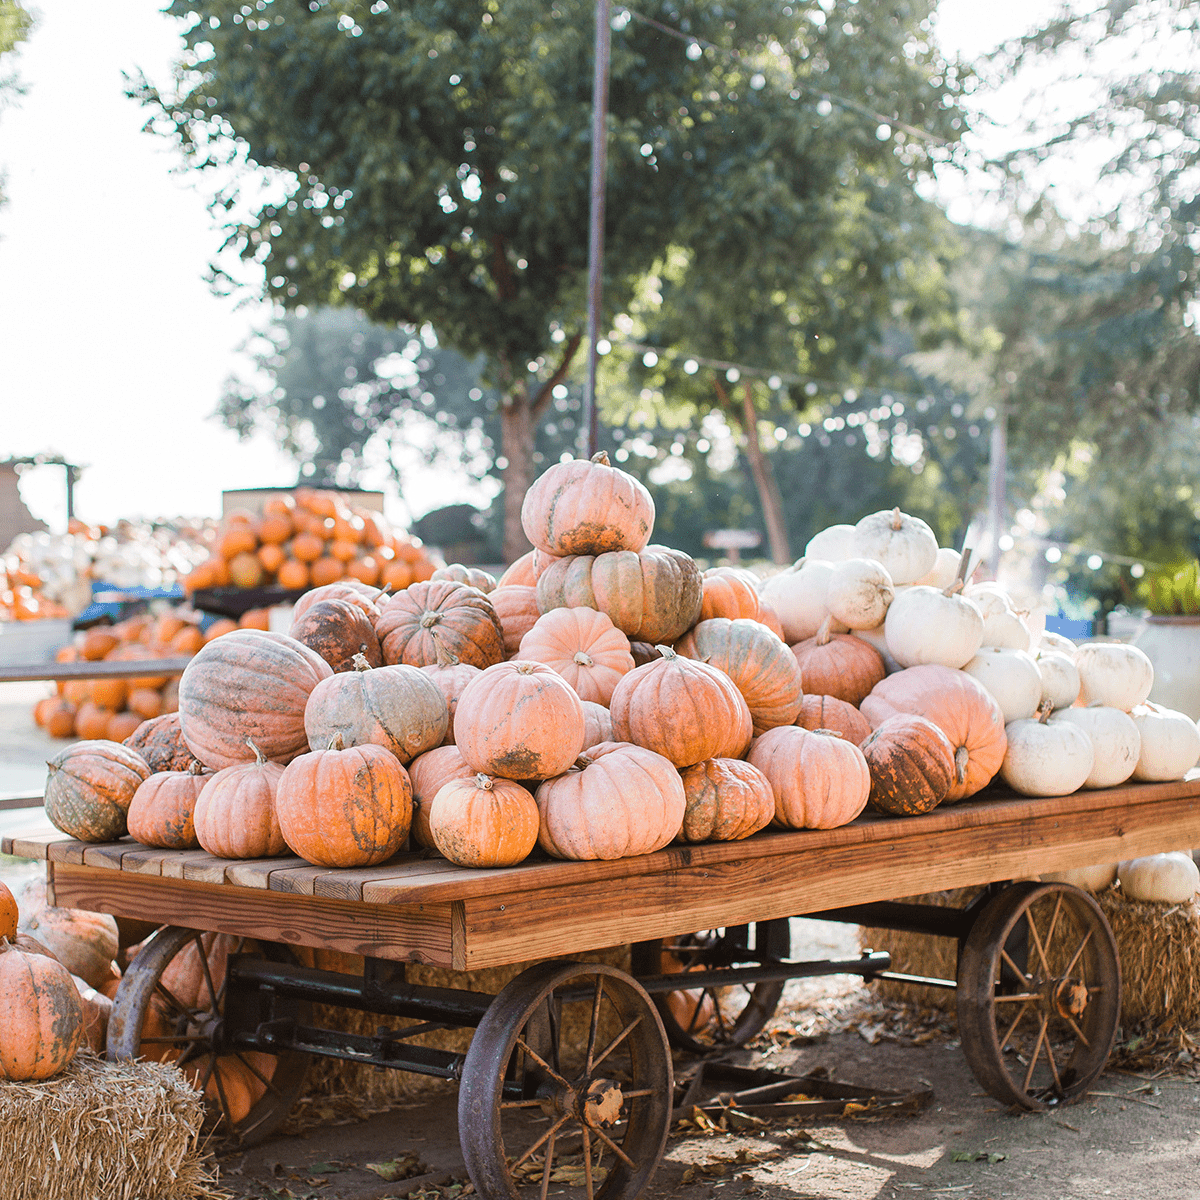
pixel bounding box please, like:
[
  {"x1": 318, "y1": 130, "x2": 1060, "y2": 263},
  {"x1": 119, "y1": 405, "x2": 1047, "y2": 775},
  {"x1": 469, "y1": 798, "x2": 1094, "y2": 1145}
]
[{"x1": 500, "y1": 390, "x2": 536, "y2": 565}]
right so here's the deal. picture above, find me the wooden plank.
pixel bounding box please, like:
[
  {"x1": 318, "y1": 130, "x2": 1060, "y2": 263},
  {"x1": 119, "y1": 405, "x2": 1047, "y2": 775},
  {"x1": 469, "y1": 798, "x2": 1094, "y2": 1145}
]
[
  {"x1": 312, "y1": 855, "x2": 478, "y2": 902},
  {"x1": 0, "y1": 658, "x2": 192, "y2": 684},
  {"x1": 453, "y1": 786, "x2": 1200, "y2": 969},
  {"x1": 45, "y1": 838, "x2": 88, "y2": 865},
  {"x1": 182, "y1": 855, "x2": 291, "y2": 886},
  {"x1": 81, "y1": 841, "x2": 141, "y2": 870},
  {"x1": 159, "y1": 850, "x2": 229, "y2": 880},
  {"x1": 223, "y1": 857, "x2": 307, "y2": 889},
  {"x1": 48, "y1": 863, "x2": 457, "y2": 967},
  {"x1": 3, "y1": 827, "x2": 63, "y2": 859}
]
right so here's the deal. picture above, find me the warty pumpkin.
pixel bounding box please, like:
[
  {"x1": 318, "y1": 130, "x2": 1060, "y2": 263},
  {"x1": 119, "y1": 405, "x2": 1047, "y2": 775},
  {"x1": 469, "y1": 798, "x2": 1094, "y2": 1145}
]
[
  {"x1": 609, "y1": 645, "x2": 753, "y2": 768},
  {"x1": 517, "y1": 606, "x2": 634, "y2": 705},
  {"x1": 275, "y1": 737, "x2": 413, "y2": 867},
  {"x1": 45, "y1": 739, "x2": 152, "y2": 842},
  {"x1": 178, "y1": 629, "x2": 333, "y2": 769},
  {"x1": 535, "y1": 740, "x2": 686, "y2": 860},
  {"x1": 193, "y1": 738, "x2": 289, "y2": 859},
  {"x1": 289, "y1": 596, "x2": 384, "y2": 673},
  {"x1": 126, "y1": 761, "x2": 209, "y2": 849},
  {"x1": 429, "y1": 773, "x2": 539, "y2": 868},
  {"x1": 454, "y1": 660, "x2": 586, "y2": 780},
  {"x1": 375, "y1": 580, "x2": 505, "y2": 670},
  {"x1": 860, "y1": 713, "x2": 956, "y2": 816},
  {"x1": 790, "y1": 616, "x2": 885, "y2": 706},
  {"x1": 407, "y1": 744, "x2": 476, "y2": 850},
  {"x1": 0, "y1": 943, "x2": 83, "y2": 1080},
  {"x1": 747, "y1": 726, "x2": 870, "y2": 830},
  {"x1": 677, "y1": 758, "x2": 775, "y2": 843}
]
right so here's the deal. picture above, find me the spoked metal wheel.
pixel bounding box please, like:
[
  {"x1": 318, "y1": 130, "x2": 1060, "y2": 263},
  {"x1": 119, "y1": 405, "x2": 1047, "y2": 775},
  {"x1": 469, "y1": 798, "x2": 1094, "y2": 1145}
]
[
  {"x1": 957, "y1": 882, "x2": 1121, "y2": 1110},
  {"x1": 630, "y1": 920, "x2": 790, "y2": 1053},
  {"x1": 108, "y1": 925, "x2": 311, "y2": 1144},
  {"x1": 459, "y1": 961, "x2": 673, "y2": 1200}
]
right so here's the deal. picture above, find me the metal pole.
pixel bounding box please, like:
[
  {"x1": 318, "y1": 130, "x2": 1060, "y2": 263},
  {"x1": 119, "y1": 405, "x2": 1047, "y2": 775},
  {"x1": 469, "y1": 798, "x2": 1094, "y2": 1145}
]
[{"x1": 583, "y1": 0, "x2": 611, "y2": 458}]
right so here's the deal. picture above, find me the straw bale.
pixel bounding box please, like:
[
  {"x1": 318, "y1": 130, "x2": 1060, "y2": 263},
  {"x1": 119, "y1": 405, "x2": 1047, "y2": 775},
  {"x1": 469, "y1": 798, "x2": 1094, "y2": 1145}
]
[
  {"x1": 0, "y1": 1051, "x2": 219, "y2": 1200},
  {"x1": 300, "y1": 945, "x2": 632, "y2": 1105}
]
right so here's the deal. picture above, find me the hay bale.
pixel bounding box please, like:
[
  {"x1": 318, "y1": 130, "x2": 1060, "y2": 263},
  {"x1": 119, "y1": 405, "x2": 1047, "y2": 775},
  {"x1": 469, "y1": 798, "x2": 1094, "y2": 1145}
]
[
  {"x1": 0, "y1": 1051, "x2": 217, "y2": 1200},
  {"x1": 300, "y1": 945, "x2": 632, "y2": 1105}
]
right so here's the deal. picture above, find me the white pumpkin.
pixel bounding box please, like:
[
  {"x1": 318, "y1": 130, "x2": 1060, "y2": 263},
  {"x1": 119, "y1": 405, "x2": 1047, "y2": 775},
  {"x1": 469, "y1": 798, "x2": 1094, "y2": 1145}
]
[
  {"x1": 1039, "y1": 630, "x2": 1078, "y2": 656},
  {"x1": 1119, "y1": 852, "x2": 1200, "y2": 903},
  {"x1": 1049, "y1": 706, "x2": 1140, "y2": 789},
  {"x1": 913, "y1": 547, "x2": 962, "y2": 589},
  {"x1": 804, "y1": 524, "x2": 859, "y2": 562},
  {"x1": 1000, "y1": 713, "x2": 1094, "y2": 797},
  {"x1": 1040, "y1": 863, "x2": 1119, "y2": 891},
  {"x1": 884, "y1": 585, "x2": 984, "y2": 670},
  {"x1": 981, "y1": 609, "x2": 1034, "y2": 651},
  {"x1": 759, "y1": 560, "x2": 834, "y2": 644},
  {"x1": 851, "y1": 622, "x2": 903, "y2": 675},
  {"x1": 825, "y1": 557, "x2": 895, "y2": 631},
  {"x1": 1020, "y1": 606, "x2": 1048, "y2": 644},
  {"x1": 1035, "y1": 650, "x2": 1080, "y2": 711},
  {"x1": 1130, "y1": 702, "x2": 1200, "y2": 781},
  {"x1": 1074, "y1": 642, "x2": 1154, "y2": 711},
  {"x1": 853, "y1": 508, "x2": 939, "y2": 585},
  {"x1": 964, "y1": 584, "x2": 1014, "y2": 620},
  {"x1": 962, "y1": 647, "x2": 1043, "y2": 722}
]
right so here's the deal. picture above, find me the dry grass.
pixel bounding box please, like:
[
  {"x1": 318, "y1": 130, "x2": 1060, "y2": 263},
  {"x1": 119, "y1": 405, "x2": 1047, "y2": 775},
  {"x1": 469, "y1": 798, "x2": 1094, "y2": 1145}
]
[{"x1": 0, "y1": 1051, "x2": 220, "y2": 1200}]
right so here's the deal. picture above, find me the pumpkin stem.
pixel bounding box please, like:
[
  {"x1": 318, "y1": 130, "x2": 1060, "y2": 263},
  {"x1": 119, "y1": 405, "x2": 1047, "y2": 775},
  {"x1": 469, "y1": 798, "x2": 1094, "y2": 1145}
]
[
  {"x1": 245, "y1": 737, "x2": 267, "y2": 766},
  {"x1": 810, "y1": 727, "x2": 845, "y2": 739},
  {"x1": 655, "y1": 644, "x2": 677, "y2": 660},
  {"x1": 352, "y1": 652, "x2": 372, "y2": 672},
  {"x1": 954, "y1": 745, "x2": 969, "y2": 785},
  {"x1": 573, "y1": 651, "x2": 594, "y2": 667},
  {"x1": 420, "y1": 611, "x2": 443, "y2": 629},
  {"x1": 590, "y1": 450, "x2": 611, "y2": 466},
  {"x1": 1036, "y1": 700, "x2": 1055, "y2": 725},
  {"x1": 186, "y1": 759, "x2": 206, "y2": 776},
  {"x1": 890, "y1": 506, "x2": 903, "y2": 530},
  {"x1": 815, "y1": 616, "x2": 834, "y2": 647},
  {"x1": 432, "y1": 640, "x2": 461, "y2": 668},
  {"x1": 516, "y1": 661, "x2": 538, "y2": 674},
  {"x1": 474, "y1": 773, "x2": 495, "y2": 791},
  {"x1": 942, "y1": 578, "x2": 966, "y2": 597},
  {"x1": 327, "y1": 733, "x2": 346, "y2": 751}
]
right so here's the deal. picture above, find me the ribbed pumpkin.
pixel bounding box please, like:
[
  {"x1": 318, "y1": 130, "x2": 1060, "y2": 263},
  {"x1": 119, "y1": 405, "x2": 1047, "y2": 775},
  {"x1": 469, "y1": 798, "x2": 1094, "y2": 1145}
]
[
  {"x1": 0, "y1": 883, "x2": 16, "y2": 941},
  {"x1": 454, "y1": 661, "x2": 586, "y2": 780},
  {"x1": 18, "y1": 906, "x2": 119, "y2": 991},
  {"x1": 193, "y1": 739, "x2": 289, "y2": 859},
  {"x1": 489, "y1": 585, "x2": 542, "y2": 658},
  {"x1": 419, "y1": 643, "x2": 482, "y2": 744},
  {"x1": 536, "y1": 545, "x2": 703, "y2": 645},
  {"x1": 431, "y1": 563, "x2": 498, "y2": 592},
  {"x1": 289, "y1": 596, "x2": 383, "y2": 673},
  {"x1": 535, "y1": 741, "x2": 686, "y2": 860},
  {"x1": 517, "y1": 606, "x2": 634, "y2": 705},
  {"x1": 408, "y1": 744, "x2": 476, "y2": 850},
  {"x1": 126, "y1": 761, "x2": 209, "y2": 850},
  {"x1": 675, "y1": 618, "x2": 802, "y2": 735},
  {"x1": 275, "y1": 737, "x2": 412, "y2": 867},
  {"x1": 305, "y1": 653, "x2": 449, "y2": 763},
  {"x1": 580, "y1": 700, "x2": 614, "y2": 749},
  {"x1": 178, "y1": 630, "x2": 333, "y2": 769},
  {"x1": 521, "y1": 450, "x2": 655, "y2": 556},
  {"x1": 375, "y1": 580, "x2": 505, "y2": 670},
  {"x1": 747, "y1": 726, "x2": 870, "y2": 830},
  {"x1": 860, "y1": 714, "x2": 956, "y2": 816},
  {"x1": 0, "y1": 944, "x2": 84, "y2": 1080},
  {"x1": 796, "y1": 694, "x2": 872, "y2": 745},
  {"x1": 496, "y1": 551, "x2": 539, "y2": 589},
  {"x1": 45, "y1": 739, "x2": 152, "y2": 842},
  {"x1": 859, "y1": 664, "x2": 1007, "y2": 801},
  {"x1": 292, "y1": 582, "x2": 383, "y2": 624},
  {"x1": 429, "y1": 773, "x2": 539, "y2": 868},
  {"x1": 790, "y1": 617, "x2": 886, "y2": 706},
  {"x1": 698, "y1": 568, "x2": 761, "y2": 623},
  {"x1": 678, "y1": 758, "x2": 775, "y2": 843},
  {"x1": 609, "y1": 646, "x2": 752, "y2": 768}
]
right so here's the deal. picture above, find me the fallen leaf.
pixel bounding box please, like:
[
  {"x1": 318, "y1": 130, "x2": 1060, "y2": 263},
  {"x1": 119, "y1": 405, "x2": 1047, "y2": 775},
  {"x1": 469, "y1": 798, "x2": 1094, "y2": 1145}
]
[{"x1": 365, "y1": 1153, "x2": 428, "y2": 1182}]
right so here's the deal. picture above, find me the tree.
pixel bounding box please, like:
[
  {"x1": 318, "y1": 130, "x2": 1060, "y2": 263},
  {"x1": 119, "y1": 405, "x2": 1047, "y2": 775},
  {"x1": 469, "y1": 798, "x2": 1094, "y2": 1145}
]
[
  {"x1": 0, "y1": 0, "x2": 32, "y2": 207},
  {"x1": 137, "y1": 0, "x2": 966, "y2": 560}
]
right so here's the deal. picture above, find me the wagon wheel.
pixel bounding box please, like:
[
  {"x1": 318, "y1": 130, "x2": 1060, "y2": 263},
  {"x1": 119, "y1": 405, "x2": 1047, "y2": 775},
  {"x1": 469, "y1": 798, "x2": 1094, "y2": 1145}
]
[
  {"x1": 630, "y1": 920, "x2": 791, "y2": 1053},
  {"x1": 459, "y1": 961, "x2": 673, "y2": 1200},
  {"x1": 108, "y1": 925, "x2": 311, "y2": 1144},
  {"x1": 956, "y1": 882, "x2": 1121, "y2": 1110}
]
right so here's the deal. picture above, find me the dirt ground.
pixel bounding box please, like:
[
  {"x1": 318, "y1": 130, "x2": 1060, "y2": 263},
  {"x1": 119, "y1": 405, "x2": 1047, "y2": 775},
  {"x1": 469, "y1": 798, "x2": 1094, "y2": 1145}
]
[{"x1": 3, "y1": 682, "x2": 1200, "y2": 1199}]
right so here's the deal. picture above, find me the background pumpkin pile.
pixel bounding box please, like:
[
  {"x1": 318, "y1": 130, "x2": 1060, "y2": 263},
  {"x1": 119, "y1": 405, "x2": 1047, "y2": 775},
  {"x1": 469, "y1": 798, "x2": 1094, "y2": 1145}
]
[{"x1": 40, "y1": 457, "x2": 1200, "y2": 875}]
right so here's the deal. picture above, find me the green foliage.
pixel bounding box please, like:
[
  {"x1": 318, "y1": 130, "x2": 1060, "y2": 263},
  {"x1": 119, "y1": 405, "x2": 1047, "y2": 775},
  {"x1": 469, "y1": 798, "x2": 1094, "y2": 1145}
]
[{"x1": 1142, "y1": 559, "x2": 1200, "y2": 616}]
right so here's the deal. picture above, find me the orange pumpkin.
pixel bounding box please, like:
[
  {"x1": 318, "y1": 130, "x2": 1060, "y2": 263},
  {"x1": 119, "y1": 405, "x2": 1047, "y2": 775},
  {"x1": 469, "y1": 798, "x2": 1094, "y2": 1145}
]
[
  {"x1": 277, "y1": 558, "x2": 311, "y2": 590},
  {"x1": 861, "y1": 713, "x2": 957, "y2": 816},
  {"x1": 419, "y1": 642, "x2": 481, "y2": 744},
  {"x1": 74, "y1": 701, "x2": 111, "y2": 741},
  {"x1": 293, "y1": 580, "x2": 382, "y2": 623},
  {"x1": 747, "y1": 726, "x2": 870, "y2": 830},
  {"x1": 178, "y1": 630, "x2": 333, "y2": 769},
  {"x1": 580, "y1": 699, "x2": 614, "y2": 749},
  {"x1": 289, "y1": 596, "x2": 383, "y2": 673},
  {"x1": 275, "y1": 737, "x2": 412, "y2": 867},
  {"x1": 45, "y1": 699, "x2": 77, "y2": 739},
  {"x1": 858, "y1": 664, "x2": 1008, "y2": 802},
  {"x1": 376, "y1": 580, "x2": 505, "y2": 670},
  {"x1": 122, "y1": 712, "x2": 197, "y2": 773},
  {"x1": 257, "y1": 542, "x2": 287, "y2": 575},
  {"x1": 258, "y1": 512, "x2": 294, "y2": 544},
  {"x1": 609, "y1": 645, "x2": 753, "y2": 768},
  {"x1": 790, "y1": 617, "x2": 886, "y2": 706},
  {"x1": 699, "y1": 569, "x2": 761, "y2": 623},
  {"x1": 81, "y1": 629, "x2": 120, "y2": 661},
  {"x1": 126, "y1": 687, "x2": 164, "y2": 721},
  {"x1": 431, "y1": 563, "x2": 498, "y2": 593},
  {"x1": 429, "y1": 773, "x2": 539, "y2": 867},
  {"x1": 454, "y1": 660, "x2": 587, "y2": 780},
  {"x1": 309, "y1": 555, "x2": 345, "y2": 587},
  {"x1": 487, "y1": 585, "x2": 542, "y2": 658},
  {"x1": 678, "y1": 758, "x2": 776, "y2": 843},
  {"x1": 305, "y1": 654, "x2": 449, "y2": 763},
  {"x1": 126, "y1": 762, "x2": 209, "y2": 849},
  {"x1": 0, "y1": 882, "x2": 16, "y2": 941},
  {"x1": 45, "y1": 739, "x2": 152, "y2": 842},
  {"x1": 675, "y1": 618, "x2": 802, "y2": 735},
  {"x1": 90, "y1": 676, "x2": 128, "y2": 712},
  {"x1": 795, "y1": 694, "x2": 872, "y2": 745},
  {"x1": 19, "y1": 905, "x2": 119, "y2": 990},
  {"x1": 203, "y1": 617, "x2": 240, "y2": 644},
  {"x1": 228, "y1": 550, "x2": 266, "y2": 589},
  {"x1": 104, "y1": 711, "x2": 143, "y2": 742},
  {"x1": 0, "y1": 944, "x2": 83, "y2": 1080},
  {"x1": 521, "y1": 451, "x2": 655, "y2": 557},
  {"x1": 756, "y1": 600, "x2": 786, "y2": 641},
  {"x1": 193, "y1": 738, "x2": 289, "y2": 859},
  {"x1": 534, "y1": 741, "x2": 685, "y2": 860},
  {"x1": 407, "y1": 744, "x2": 475, "y2": 850},
  {"x1": 496, "y1": 550, "x2": 539, "y2": 588},
  {"x1": 517, "y1": 607, "x2": 634, "y2": 705}
]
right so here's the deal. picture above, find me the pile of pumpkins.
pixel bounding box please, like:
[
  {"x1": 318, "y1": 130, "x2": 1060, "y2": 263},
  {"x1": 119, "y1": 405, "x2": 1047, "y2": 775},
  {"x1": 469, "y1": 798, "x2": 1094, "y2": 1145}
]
[
  {"x1": 32, "y1": 607, "x2": 272, "y2": 740},
  {"x1": 39, "y1": 453, "x2": 1200, "y2": 875},
  {"x1": 181, "y1": 488, "x2": 440, "y2": 596}
]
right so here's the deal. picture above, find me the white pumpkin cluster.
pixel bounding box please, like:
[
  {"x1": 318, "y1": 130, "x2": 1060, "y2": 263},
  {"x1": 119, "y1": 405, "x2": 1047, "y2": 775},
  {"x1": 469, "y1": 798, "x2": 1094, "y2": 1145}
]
[
  {"x1": 1041, "y1": 852, "x2": 1200, "y2": 904},
  {"x1": 758, "y1": 507, "x2": 1200, "y2": 799}
]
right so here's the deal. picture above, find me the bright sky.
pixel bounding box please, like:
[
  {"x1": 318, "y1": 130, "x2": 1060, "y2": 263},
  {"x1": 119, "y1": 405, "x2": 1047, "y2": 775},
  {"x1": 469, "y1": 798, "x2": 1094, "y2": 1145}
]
[{"x1": 0, "y1": 0, "x2": 1052, "y2": 535}]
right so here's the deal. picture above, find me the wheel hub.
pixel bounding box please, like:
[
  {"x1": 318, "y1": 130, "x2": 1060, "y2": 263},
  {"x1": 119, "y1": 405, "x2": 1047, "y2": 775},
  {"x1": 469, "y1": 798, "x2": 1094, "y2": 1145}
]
[
  {"x1": 1053, "y1": 978, "x2": 1089, "y2": 1020},
  {"x1": 582, "y1": 1078, "x2": 624, "y2": 1127}
]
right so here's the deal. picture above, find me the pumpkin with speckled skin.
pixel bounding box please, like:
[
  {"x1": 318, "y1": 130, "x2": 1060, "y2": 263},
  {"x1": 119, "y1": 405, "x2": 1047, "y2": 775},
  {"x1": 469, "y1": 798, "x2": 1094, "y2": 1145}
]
[
  {"x1": 429, "y1": 773, "x2": 539, "y2": 868},
  {"x1": 275, "y1": 738, "x2": 413, "y2": 867},
  {"x1": 193, "y1": 741, "x2": 289, "y2": 859},
  {"x1": 0, "y1": 944, "x2": 84, "y2": 1080},
  {"x1": 45, "y1": 739, "x2": 152, "y2": 842},
  {"x1": 748, "y1": 726, "x2": 870, "y2": 830},
  {"x1": 795, "y1": 694, "x2": 872, "y2": 745},
  {"x1": 678, "y1": 758, "x2": 775, "y2": 843},
  {"x1": 19, "y1": 906, "x2": 119, "y2": 991},
  {"x1": 292, "y1": 581, "x2": 382, "y2": 623},
  {"x1": 375, "y1": 580, "x2": 505, "y2": 670},
  {"x1": 289, "y1": 596, "x2": 383, "y2": 673},
  {"x1": 126, "y1": 761, "x2": 209, "y2": 849},
  {"x1": 178, "y1": 630, "x2": 332, "y2": 769},
  {"x1": 535, "y1": 741, "x2": 685, "y2": 860},
  {"x1": 0, "y1": 883, "x2": 15, "y2": 941},
  {"x1": 861, "y1": 713, "x2": 956, "y2": 816}
]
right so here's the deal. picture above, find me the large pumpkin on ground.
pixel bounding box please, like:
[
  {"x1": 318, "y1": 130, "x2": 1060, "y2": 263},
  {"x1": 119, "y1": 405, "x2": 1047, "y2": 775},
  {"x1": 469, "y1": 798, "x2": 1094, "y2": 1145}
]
[
  {"x1": 535, "y1": 545, "x2": 703, "y2": 645},
  {"x1": 748, "y1": 726, "x2": 870, "y2": 830},
  {"x1": 677, "y1": 758, "x2": 775, "y2": 843},
  {"x1": 535, "y1": 741, "x2": 686, "y2": 860},
  {"x1": 860, "y1": 713, "x2": 956, "y2": 816},
  {"x1": 375, "y1": 580, "x2": 505, "y2": 670},
  {"x1": 0, "y1": 944, "x2": 84, "y2": 1080},
  {"x1": 178, "y1": 630, "x2": 333, "y2": 769},
  {"x1": 429, "y1": 773, "x2": 539, "y2": 868},
  {"x1": 44, "y1": 739, "x2": 152, "y2": 842}
]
